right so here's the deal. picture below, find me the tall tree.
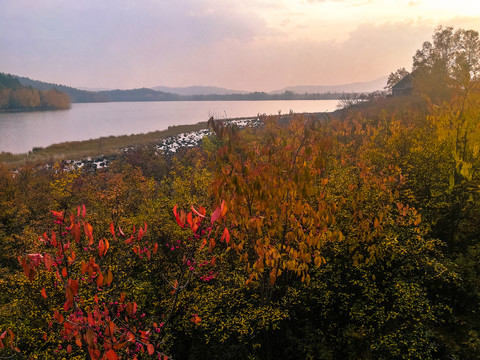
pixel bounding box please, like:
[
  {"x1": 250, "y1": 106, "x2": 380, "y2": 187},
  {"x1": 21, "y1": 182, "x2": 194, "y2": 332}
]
[{"x1": 412, "y1": 26, "x2": 480, "y2": 102}]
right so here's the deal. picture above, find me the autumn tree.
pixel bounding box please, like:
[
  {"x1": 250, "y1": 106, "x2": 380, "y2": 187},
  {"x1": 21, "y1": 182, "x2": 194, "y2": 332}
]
[
  {"x1": 204, "y1": 115, "x2": 342, "y2": 357},
  {"x1": 412, "y1": 26, "x2": 480, "y2": 102},
  {"x1": 40, "y1": 88, "x2": 71, "y2": 109}
]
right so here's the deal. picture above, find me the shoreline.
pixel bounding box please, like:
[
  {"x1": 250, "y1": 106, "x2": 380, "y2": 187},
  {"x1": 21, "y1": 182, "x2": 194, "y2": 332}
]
[
  {"x1": 0, "y1": 106, "x2": 71, "y2": 113},
  {"x1": 0, "y1": 111, "x2": 335, "y2": 167}
]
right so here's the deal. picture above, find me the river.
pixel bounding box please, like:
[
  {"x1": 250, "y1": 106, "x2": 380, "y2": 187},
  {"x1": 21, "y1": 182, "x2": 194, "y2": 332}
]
[{"x1": 0, "y1": 100, "x2": 338, "y2": 154}]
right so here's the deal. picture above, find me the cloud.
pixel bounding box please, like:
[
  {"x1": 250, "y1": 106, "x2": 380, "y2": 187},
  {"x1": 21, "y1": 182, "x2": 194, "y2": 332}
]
[
  {"x1": 307, "y1": 0, "x2": 350, "y2": 2},
  {"x1": 2, "y1": 1, "x2": 480, "y2": 90},
  {"x1": 0, "y1": 0, "x2": 273, "y2": 87},
  {"x1": 193, "y1": 21, "x2": 436, "y2": 90},
  {"x1": 306, "y1": 0, "x2": 373, "y2": 4},
  {"x1": 1, "y1": 0, "x2": 270, "y2": 51}
]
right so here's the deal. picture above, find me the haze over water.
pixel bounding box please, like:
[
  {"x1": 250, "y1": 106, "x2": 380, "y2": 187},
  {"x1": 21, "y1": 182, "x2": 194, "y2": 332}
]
[{"x1": 0, "y1": 100, "x2": 338, "y2": 154}]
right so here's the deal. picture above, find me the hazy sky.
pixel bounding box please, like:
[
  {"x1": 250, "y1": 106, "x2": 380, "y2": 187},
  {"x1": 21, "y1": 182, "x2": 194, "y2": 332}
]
[{"x1": 1, "y1": 0, "x2": 480, "y2": 91}]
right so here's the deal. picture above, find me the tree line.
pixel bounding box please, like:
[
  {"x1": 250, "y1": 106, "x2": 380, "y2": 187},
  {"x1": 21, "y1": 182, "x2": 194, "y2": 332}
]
[
  {"x1": 15, "y1": 75, "x2": 364, "y2": 103},
  {"x1": 0, "y1": 73, "x2": 71, "y2": 110}
]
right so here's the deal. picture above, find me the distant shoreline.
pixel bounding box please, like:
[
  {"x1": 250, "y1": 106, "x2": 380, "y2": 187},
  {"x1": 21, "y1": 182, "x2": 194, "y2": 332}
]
[{"x1": 0, "y1": 106, "x2": 71, "y2": 113}]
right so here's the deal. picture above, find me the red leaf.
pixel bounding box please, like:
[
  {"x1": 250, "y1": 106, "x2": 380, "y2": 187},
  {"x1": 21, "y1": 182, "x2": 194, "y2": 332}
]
[
  {"x1": 84, "y1": 222, "x2": 94, "y2": 245},
  {"x1": 85, "y1": 328, "x2": 95, "y2": 348},
  {"x1": 106, "y1": 349, "x2": 119, "y2": 360},
  {"x1": 70, "y1": 223, "x2": 81, "y2": 243},
  {"x1": 64, "y1": 298, "x2": 72, "y2": 311},
  {"x1": 108, "y1": 321, "x2": 115, "y2": 337},
  {"x1": 106, "y1": 269, "x2": 113, "y2": 286},
  {"x1": 54, "y1": 310, "x2": 64, "y2": 324},
  {"x1": 41, "y1": 287, "x2": 47, "y2": 299},
  {"x1": 137, "y1": 227, "x2": 144, "y2": 240},
  {"x1": 209, "y1": 238, "x2": 216, "y2": 253},
  {"x1": 104, "y1": 238, "x2": 109, "y2": 254},
  {"x1": 44, "y1": 254, "x2": 53, "y2": 271},
  {"x1": 191, "y1": 205, "x2": 206, "y2": 217},
  {"x1": 211, "y1": 207, "x2": 221, "y2": 224},
  {"x1": 110, "y1": 222, "x2": 116, "y2": 240},
  {"x1": 190, "y1": 314, "x2": 201, "y2": 324},
  {"x1": 99, "y1": 239, "x2": 105, "y2": 257},
  {"x1": 68, "y1": 279, "x2": 79, "y2": 295},
  {"x1": 51, "y1": 210, "x2": 64, "y2": 222},
  {"x1": 67, "y1": 344, "x2": 72, "y2": 354},
  {"x1": 220, "y1": 200, "x2": 227, "y2": 217},
  {"x1": 173, "y1": 205, "x2": 185, "y2": 228},
  {"x1": 88, "y1": 312, "x2": 95, "y2": 326},
  {"x1": 126, "y1": 302, "x2": 138, "y2": 316},
  {"x1": 81, "y1": 261, "x2": 88, "y2": 275},
  {"x1": 152, "y1": 243, "x2": 158, "y2": 254},
  {"x1": 51, "y1": 231, "x2": 57, "y2": 247},
  {"x1": 221, "y1": 227, "x2": 230, "y2": 243},
  {"x1": 96, "y1": 273, "x2": 104, "y2": 288},
  {"x1": 147, "y1": 343, "x2": 155, "y2": 355}
]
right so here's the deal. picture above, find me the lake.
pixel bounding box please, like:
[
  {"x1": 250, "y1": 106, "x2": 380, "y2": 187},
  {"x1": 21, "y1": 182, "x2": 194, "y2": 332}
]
[{"x1": 0, "y1": 100, "x2": 339, "y2": 154}]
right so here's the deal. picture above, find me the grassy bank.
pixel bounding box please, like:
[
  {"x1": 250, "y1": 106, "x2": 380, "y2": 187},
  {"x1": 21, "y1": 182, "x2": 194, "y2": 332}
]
[
  {"x1": 0, "y1": 112, "x2": 332, "y2": 168},
  {"x1": 0, "y1": 121, "x2": 209, "y2": 168}
]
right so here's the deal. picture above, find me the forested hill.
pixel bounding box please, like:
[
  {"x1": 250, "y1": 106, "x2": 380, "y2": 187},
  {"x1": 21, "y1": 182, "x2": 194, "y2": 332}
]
[
  {"x1": 16, "y1": 75, "x2": 108, "y2": 103},
  {"x1": 96, "y1": 88, "x2": 181, "y2": 101},
  {"x1": 16, "y1": 76, "x2": 180, "y2": 102},
  {"x1": 0, "y1": 73, "x2": 71, "y2": 110},
  {"x1": 15, "y1": 74, "x2": 362, "y2": 103}
]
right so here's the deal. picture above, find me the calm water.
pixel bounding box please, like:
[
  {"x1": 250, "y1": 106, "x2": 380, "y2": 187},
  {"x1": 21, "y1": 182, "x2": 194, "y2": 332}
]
[{"x1": 0, "y1": 100, "x2": 338, "y2": 154}]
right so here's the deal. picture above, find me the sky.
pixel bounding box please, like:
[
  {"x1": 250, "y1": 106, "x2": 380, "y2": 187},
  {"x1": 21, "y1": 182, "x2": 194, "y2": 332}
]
[{"x1": 1, "y1": 0, "x2": 480, "y2": 92}]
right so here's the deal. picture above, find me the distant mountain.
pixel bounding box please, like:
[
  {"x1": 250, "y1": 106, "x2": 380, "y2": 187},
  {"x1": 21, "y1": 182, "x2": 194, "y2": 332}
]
[
  {"x1": 153, "y1": 78, "x2": 387, "y2": 96},
  {"x1": 14, "y1": 76, "x2": 180, "y2": 102},
  {"x1": 269, "y1": 76, "x2": 388, "y2": 95},
  {"x1": 13, "y1": 74, "x2": 388, "y2": 104},
  {"x1": 97, "y1": 88, "x2": 180, "y2": 102},
  {"x1": 16, "y1": 76, "x2": 108, "y2": 103},
  {"x1": 152, "y1": 85, "x2": 249, "y2": 96},
  {"x1": 78, "y1": 87, "x2": 114, "y2": 92}
]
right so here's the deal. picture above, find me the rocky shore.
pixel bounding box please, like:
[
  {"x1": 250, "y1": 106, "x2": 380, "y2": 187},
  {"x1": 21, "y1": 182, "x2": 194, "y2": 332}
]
[{"x1": 59, "y1": 117, "x2": 262, "y2": 171}]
